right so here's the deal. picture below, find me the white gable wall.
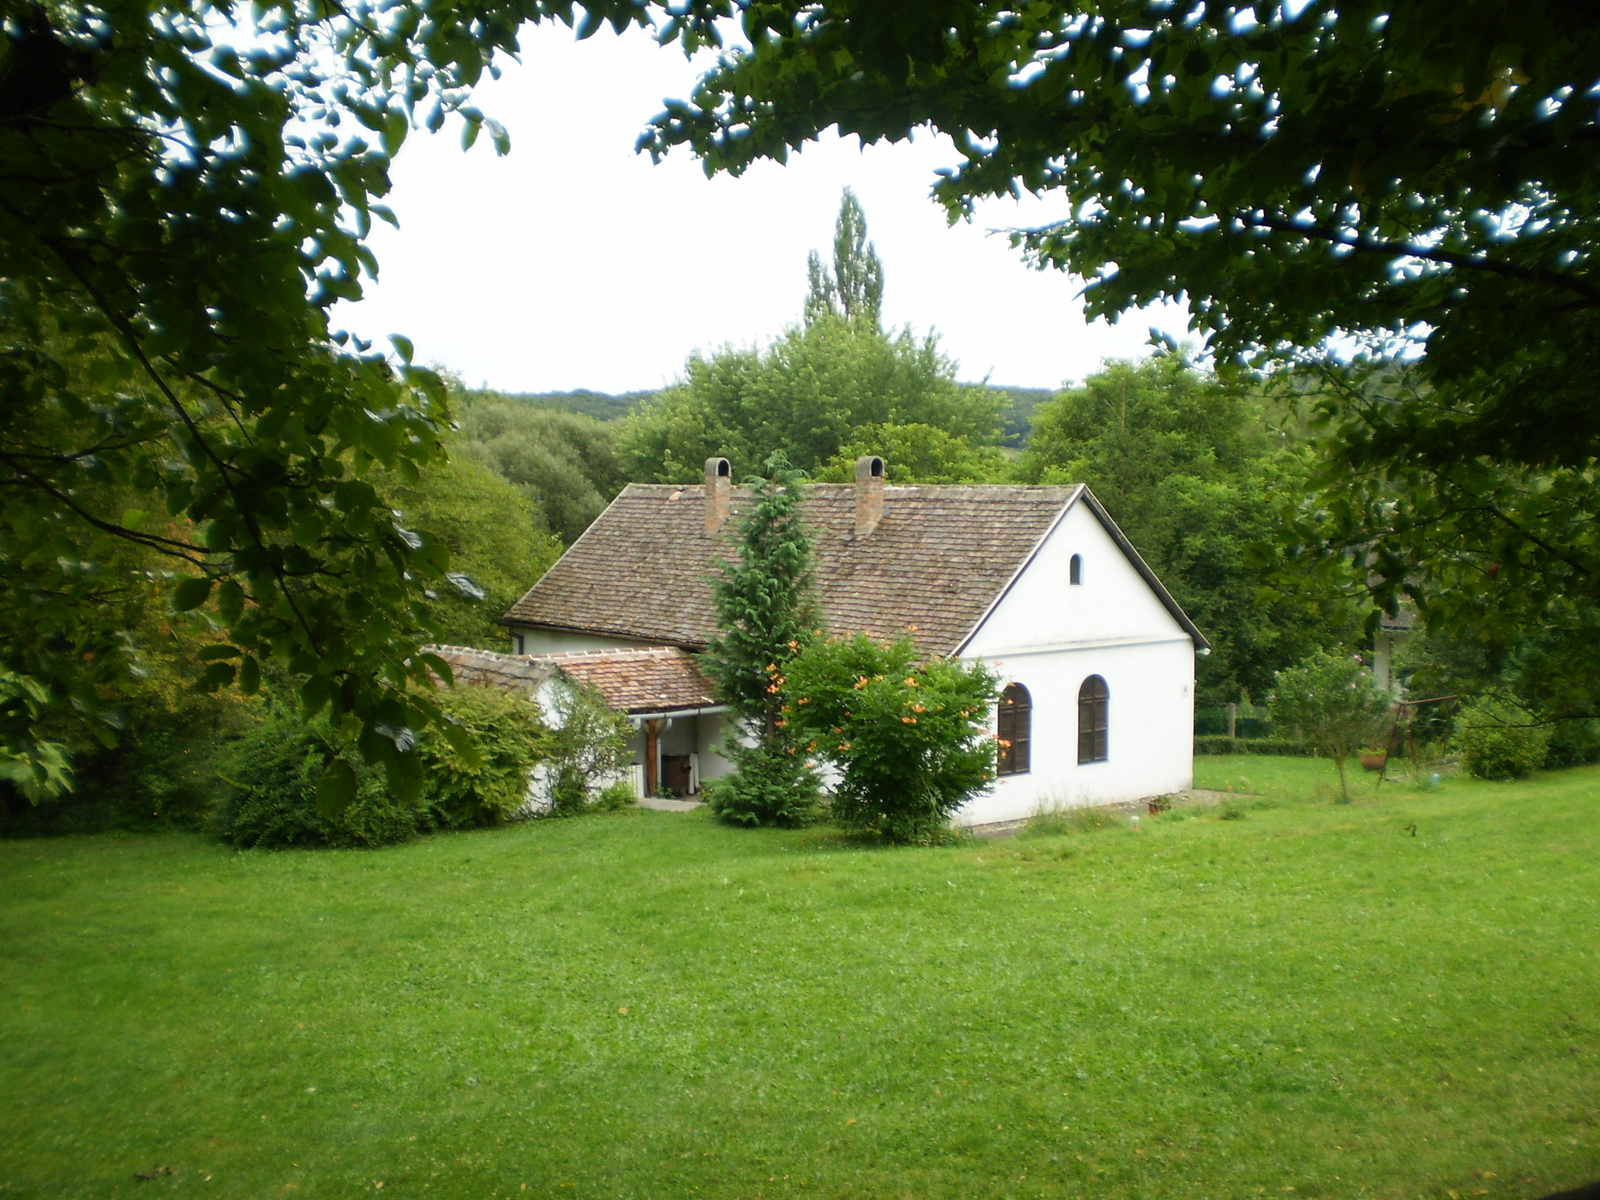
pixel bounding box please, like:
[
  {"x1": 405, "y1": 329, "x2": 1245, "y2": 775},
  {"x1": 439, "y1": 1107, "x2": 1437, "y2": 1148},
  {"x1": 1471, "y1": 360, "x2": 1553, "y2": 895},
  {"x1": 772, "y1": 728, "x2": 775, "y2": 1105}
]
[{"x1": 958, "y1": 498, "x2": 1195, "y2": 825}]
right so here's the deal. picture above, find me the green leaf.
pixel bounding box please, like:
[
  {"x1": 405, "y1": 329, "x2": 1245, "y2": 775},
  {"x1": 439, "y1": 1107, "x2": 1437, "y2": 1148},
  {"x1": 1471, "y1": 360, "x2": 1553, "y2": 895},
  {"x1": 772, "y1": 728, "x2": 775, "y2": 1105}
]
[
  {"x1": 217, "y1": 580, "x2": 245, "y2": 626},
  {"x1": 440, "y1": 718, "x2": 485, "y2": 771},
  {"x1": 172, "y1": 576, "x2": 214, "y2": 612},
  {"x1": 390, "y1": 334, "x2": 415, "y2": 363},
  {"x1": 316, "y1": 758, "x2": 359, "y2": 817},
  {"x1": 239, "y1": 655, "x2": 261, "y2": 696}
]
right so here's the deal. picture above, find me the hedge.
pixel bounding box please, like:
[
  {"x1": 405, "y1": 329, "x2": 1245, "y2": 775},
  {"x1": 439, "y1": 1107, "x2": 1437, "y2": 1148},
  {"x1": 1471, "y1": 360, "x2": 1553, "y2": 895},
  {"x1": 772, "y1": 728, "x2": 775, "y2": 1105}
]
[{"x1": 1194, "y1": 736, "x2": 1316, "y2": 757}]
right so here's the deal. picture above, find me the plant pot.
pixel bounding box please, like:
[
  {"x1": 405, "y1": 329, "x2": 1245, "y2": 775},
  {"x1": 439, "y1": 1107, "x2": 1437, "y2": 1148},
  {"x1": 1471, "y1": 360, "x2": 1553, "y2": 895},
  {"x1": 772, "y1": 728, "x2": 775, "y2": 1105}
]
[{"x1": 1359, "y1": 752, "x2": 1388, "y2": 772}]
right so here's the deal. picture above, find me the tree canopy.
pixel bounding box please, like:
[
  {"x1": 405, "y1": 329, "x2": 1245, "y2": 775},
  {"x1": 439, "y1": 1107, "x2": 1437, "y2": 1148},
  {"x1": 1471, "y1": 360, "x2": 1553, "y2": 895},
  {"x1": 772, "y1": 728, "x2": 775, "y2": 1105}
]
[
  {"x1": 1018, "y1": 357, "x2": 1352, "y2": 702},
  {"x1": 617, "y1": 314, "x2": 1002, "y2": 481},
  {"x1": 0, "y1": 0, "x2": 712, "y2": 797},
  {"x1": 638, "y1": 0, "x2": 1600, "y2": 708}
]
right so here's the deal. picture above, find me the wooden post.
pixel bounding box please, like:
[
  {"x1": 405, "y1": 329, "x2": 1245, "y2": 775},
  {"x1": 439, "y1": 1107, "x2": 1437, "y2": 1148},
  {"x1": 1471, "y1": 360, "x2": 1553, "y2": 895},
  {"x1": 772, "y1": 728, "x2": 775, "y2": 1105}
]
[
  {"x1": 644, "y1": 719, "x2": 662, "y2": 797},
  {"x1": 1227, "y1": 702, "x2": 1238, "y2": 740}
]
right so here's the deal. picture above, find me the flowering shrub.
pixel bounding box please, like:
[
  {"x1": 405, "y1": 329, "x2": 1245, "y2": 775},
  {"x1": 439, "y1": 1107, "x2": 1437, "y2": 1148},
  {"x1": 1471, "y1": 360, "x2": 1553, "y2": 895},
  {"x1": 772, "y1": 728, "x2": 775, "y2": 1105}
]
[{"x1": 783, "y1": 634, "x2": 999, "y2": 843}]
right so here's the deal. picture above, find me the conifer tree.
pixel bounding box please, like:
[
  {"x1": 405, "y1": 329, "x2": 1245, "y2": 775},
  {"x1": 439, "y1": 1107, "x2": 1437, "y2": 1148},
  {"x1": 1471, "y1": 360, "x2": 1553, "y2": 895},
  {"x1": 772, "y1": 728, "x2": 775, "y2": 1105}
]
[{"x1": 699, "y1": 453, "x2": 822, "y2": 826}]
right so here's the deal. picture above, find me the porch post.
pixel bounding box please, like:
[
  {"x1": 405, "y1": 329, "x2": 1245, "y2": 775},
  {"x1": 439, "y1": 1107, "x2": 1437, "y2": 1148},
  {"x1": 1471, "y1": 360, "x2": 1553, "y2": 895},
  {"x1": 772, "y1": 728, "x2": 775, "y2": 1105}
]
[{"x1": 644, "y1": 719, "x2": 662, "y2": 796}]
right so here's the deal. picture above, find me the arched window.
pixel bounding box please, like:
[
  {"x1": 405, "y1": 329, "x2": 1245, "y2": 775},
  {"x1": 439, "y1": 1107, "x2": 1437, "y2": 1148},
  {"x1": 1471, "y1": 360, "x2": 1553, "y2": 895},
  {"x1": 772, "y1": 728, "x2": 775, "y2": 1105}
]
[
  {"x1": 1077, "y1": 675, "x2": 1109, "y2": 763},
  {"x1": 996, "y1": 683, "x2": 1032, "y2": 775},
  {"x1": 1069, "y1": 553, "x2": 1082, "y2": 585}
]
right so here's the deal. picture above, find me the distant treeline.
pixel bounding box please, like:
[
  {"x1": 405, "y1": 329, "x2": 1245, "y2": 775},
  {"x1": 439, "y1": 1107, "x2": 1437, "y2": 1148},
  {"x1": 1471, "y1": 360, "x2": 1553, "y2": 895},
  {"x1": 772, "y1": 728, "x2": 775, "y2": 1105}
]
[{"x1": 479, "y1": 383, "x2": 1055, "y2": 446}]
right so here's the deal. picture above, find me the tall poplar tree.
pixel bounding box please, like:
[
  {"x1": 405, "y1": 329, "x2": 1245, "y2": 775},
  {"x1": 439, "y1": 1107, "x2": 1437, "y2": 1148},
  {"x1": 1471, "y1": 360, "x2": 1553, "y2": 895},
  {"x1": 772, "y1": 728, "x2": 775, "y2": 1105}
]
[{"x1": 805, "y1": 189, "x2": 885, "y2": 328}]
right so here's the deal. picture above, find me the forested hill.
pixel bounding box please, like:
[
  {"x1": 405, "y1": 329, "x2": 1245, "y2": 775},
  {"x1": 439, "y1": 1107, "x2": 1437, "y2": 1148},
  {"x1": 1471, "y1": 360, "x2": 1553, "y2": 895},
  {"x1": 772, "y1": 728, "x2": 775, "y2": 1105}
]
[
  {"x1": 463, "y1": 388, "x2": 661, "y2": 422},
  {"x1": 988, "y1": 385, "x2": 1055, "y2": 447},
  {"x1": 473, "y1": 383, "x2": 1057, "y2": 446}
]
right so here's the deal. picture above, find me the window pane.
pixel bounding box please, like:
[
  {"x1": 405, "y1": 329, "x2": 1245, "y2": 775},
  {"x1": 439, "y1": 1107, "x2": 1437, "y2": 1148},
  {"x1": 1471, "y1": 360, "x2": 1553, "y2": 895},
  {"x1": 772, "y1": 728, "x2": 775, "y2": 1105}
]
[
  {"x1": 998, "y1": 683, "x2": 1031, "y2": 775},
  {"x1": 1078, "y1": 675, "x2": 1108, "y2": 763}
]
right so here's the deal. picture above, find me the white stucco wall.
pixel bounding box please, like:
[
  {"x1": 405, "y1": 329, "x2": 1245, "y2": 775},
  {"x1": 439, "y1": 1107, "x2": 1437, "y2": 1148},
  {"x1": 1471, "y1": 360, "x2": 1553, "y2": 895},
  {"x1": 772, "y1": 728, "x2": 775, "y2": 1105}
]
[
  {"x1": 957, "y1": 496, "x2": 1197, "y2": 825},
  {"x1": 509, "y1": 627, "x2": 661, "y2": 656}
]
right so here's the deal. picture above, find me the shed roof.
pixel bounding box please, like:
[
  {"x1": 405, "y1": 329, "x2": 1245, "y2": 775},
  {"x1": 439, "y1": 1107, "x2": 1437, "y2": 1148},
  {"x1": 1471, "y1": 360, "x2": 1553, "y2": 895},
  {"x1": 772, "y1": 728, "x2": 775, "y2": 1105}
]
[
  {"x1": 502, "y1": 481, "x2": 1206, "y2": 655},
  {"x1": 539, "y1": 646, "x2": 719, "y2": 715}
]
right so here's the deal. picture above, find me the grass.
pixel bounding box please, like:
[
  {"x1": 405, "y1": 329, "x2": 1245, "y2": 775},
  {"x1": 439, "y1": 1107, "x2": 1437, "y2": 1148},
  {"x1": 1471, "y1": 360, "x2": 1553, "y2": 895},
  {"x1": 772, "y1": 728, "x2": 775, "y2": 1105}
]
[{"x1": 2, "y1": 757, "x2": 1598, "y2": 1200}]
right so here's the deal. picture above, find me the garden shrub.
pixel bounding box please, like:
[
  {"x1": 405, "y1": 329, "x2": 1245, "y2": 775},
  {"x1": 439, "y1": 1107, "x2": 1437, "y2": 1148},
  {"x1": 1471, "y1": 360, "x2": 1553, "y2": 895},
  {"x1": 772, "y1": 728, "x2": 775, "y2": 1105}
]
[
  {"x1": 593, "y1": 779, "x2": 637, "y2": 812},
  {"x1": 1454, "y1": 696, "x2": 1550, "y2": 780},
  {"x1": 415, "y1": 685, "x2": 548, "y2": 829},
  {"x1": 218, "y1": 686, "x2": 549, "y2": 847},
  {"x1": 1544, "y1": 718, "x2": 1600, "y2": 769},
  {"x1": 703, "y1": 738, "x2": 821, "y2": 828},
  {"x1": 540, "y1": 681, "x2": 632, "y2": 816},
  {"x1": 2, "y1": 655, "x2": 253, "y2": 838},
  {"x1": 216, "y1": 714, "x2": 417, "y2": 848},
  {"x1": 783, "y1": 634, "x2": 999, "y2": 844}
]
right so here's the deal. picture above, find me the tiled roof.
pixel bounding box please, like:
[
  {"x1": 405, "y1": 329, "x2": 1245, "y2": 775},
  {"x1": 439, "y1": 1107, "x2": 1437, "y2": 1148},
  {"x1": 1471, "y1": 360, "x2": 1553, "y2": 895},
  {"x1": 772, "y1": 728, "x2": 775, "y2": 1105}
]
[
  {"x1": 427, "y1": 645, "x2": 551, "y2": 692},
  {"x1": 423, "y1": 644, "x2": 718, "y2": 716},
  {"x1": 537, "y1": 646, "x2": 719, "y2": 715},
  {"x1": 503, "y1": 481, "x2": 1207, "y2": 657}
]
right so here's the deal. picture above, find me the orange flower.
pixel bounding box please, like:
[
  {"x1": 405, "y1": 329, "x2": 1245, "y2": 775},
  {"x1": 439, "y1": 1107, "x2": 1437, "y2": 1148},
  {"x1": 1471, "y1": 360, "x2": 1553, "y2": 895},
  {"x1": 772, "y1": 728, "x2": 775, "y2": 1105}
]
[
  {"x1": 902, "y1": 716, "x2": 917, "y2": 724},
  {"x1": 903, "y1": 677, "x2": 918, "y2": 687}
]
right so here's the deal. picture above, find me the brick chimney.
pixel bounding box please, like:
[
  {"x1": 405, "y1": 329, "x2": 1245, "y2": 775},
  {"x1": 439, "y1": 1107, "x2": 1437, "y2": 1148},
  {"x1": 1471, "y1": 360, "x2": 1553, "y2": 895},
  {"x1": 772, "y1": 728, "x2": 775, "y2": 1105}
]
[
  {"x1": 704, "y1": 457, "x2": 732, "y2": 533},
  {"x1": 854, "y1": 455, "x2": 885, "y2": 537}
]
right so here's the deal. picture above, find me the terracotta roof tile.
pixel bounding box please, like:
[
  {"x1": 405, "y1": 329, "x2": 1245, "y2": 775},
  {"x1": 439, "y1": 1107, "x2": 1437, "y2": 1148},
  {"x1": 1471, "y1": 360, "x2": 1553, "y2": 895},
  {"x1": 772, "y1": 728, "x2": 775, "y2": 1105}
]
[
  {"x1": 502, "y1": 483, "x2": 1083, "y2": 657},
  {"x1": 424, "y1": 644, "x2": 717, "y2": 715},
  {"x1": 538, "y1": 646, "x2": 719, "y2": 714},
  {"x1": 427, "y1": 645, "x2": 550, "y2": 692}
]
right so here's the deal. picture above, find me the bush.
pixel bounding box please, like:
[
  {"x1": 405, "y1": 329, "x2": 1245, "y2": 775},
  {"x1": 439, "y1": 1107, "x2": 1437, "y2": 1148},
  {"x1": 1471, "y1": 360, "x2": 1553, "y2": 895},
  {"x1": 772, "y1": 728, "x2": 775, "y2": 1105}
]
[
  {"x1": 539, "y1": 681, "x2": 632, "y2": 817},
  {"x1": 416, "y1": 686, "x2": 548, "y2": 829},
  {"x1": 1193, "y1": 736, "x2": 1315, "y2": 757},
  {"x1": 218, "y1": 687, "x2": 549, "y2": 848},
  {"x1": 1544, "y1": 718, "x2": 1600, "y2": 769},
  {"x1": 593, "y1": 780, "x2": 637, "y2": 812},
  {"x1": 1454, "y1": 696, "x2": 1551, "y2": 780},
  {"x1": 783, "y1": 634, "x2": 999, "y2": 844},
  {"x1": 216, "y1": 714, "x2": 418, "y2": 849},
  {"x1": 704, "y1": 739, "x2": 822, "y2": 828}
]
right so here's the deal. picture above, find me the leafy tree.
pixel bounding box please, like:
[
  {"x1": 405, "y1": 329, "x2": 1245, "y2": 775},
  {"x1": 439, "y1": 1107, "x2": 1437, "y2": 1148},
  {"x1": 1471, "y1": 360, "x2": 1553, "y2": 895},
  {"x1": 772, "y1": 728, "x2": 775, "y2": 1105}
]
[
  {"x1": 0, "y1": 0, "x2": 740, "y2": 808},
  {"x1": 700, "y1": 453, "x2": 822, "y2": 826},
  {"x1": 813, "y1": 423, "x2": 1003, "y2": 485},
  {"x1": 805, "y1": 188, "x2": 884, "y2": 327},
  {"x1": 1019, "y1": 358, "x2": 1354, "y2": 702},
  {"x1": 639, "y1": 1, "x2": 1600, "y2": 709},
  {"x1": 380, "y1": 452, "x2": 562, "y2": 648},
  {"x1": 783, "y1": 634, "x2": 1000, "y2": 844},
  {"x1": 1269, "y1": 651, "x2": 1393, "y2": 802},
  {"x1": 454, "y1": 398, "x2": 626, "y2": 543},
  {"x1": 618, "y1": 318, "x2": 1002, "y2": 481}
]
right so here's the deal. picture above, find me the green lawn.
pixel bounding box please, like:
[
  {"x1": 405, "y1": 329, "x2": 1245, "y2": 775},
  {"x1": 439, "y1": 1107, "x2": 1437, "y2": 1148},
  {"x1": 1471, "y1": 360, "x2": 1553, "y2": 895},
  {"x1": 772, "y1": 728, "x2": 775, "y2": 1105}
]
[{"x1": 2, "y1": 758, "x2": 1597, "y2": 1200}]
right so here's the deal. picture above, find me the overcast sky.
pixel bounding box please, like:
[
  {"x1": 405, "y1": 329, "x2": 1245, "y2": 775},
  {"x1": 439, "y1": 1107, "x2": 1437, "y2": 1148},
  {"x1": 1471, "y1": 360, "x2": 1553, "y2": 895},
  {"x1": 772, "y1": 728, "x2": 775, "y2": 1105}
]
[{"x1": 336, "y1": 21, "x2": 1193, "y2": 395}]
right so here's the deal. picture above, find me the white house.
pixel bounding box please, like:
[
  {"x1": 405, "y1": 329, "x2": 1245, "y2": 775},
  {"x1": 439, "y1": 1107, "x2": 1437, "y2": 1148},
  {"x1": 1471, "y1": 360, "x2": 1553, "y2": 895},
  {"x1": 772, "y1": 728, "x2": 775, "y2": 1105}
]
[{"x1": 482, "y1": 456, "x2": 1207, "y2": 827}]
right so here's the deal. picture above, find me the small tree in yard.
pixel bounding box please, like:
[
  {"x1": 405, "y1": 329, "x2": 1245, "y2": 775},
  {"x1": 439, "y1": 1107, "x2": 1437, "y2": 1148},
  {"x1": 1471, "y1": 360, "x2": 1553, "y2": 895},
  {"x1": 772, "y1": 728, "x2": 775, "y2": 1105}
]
[
  {"x1": 700, "y1": 453, "x2": 822, "y2": 826},
  {"x1": 784, "y1": 634, "x2": 1000, "y2": 844},
  {"x1": 543, "y1": 681, "x2": 633, "y2": 817},
  {"x1": 1270, "y1": 651, "x2": 1393, "y2": 802}
]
